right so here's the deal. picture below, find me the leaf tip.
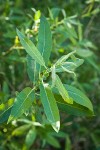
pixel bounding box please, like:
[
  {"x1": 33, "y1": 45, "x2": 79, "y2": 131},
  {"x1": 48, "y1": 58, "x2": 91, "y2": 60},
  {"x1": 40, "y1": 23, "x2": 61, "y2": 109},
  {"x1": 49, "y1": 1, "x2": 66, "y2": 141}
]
[
  {"x1": 65, "y1": 97, "x2": 73, "y2": 104},
  {"x1": 52, "y1": 121, "x2": 60, "y2": 133},
  {"x1": 7, "y1": 115, "x2": 13, "y2": 124}
]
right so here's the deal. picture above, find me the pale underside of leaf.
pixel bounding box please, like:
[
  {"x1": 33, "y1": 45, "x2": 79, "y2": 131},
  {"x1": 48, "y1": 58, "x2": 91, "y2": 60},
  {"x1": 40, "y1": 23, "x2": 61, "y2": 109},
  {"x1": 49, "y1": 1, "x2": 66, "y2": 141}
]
[
  {"x1": 55, "y1": 50, "x2": 76, "y2": 66},
  {"x1": 55, "y1": 58, "x2": 84, "y2": 72}
]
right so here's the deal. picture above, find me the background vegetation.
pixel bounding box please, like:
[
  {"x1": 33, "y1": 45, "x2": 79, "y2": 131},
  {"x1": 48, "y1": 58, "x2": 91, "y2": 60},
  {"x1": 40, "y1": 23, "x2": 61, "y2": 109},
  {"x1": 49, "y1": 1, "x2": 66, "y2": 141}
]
[{"x1": 0, "y1": 0, "x2": 100, "y2": 150}]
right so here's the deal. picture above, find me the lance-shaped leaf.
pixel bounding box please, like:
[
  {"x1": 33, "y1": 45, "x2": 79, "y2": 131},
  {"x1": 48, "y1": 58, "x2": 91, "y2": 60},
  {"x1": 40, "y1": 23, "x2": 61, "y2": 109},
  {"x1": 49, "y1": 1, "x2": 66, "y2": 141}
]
[
  {"x1": 53, "y1": 84, "x2": 94, "y2": 113},
  {"x1": 76, "y1": 48, "x2": 93, "y2": 57},
  {"x1": 55, "y1": 75, "x2": 73, "y2": 104},
  {"x1": 65, "y1": 84, "x2": 93, "y2": 112},
  {"x1": 12, "y1": 124, "x2": 31, "y2": 136},
  {"x1": 55, "y1": 58, "x2": 84, "y2": 72},
  {"x1": 55, "y1": 93, "x2": 93, "y2": 116},
  {"x1": 49, "y1": 8, "x2": 61, "y2": 20},
  {"x1": 36, "y1": 15, "x2": 52, "y2": 72},
  {"x1": 45, "y1": 133, "x2": 60, "y2": 148},
  {"x1": 25, "y1": 128, "x2": 36, "y2": 149},
  {"x1": 40, "y1": 83, "x2": 60, "y2": 132},
  {"x1": 8, "y1": 87, "x2": 35, "y2": 123},
  {"x1": 38, "y1": 15, "x2": 52, "y2": 65},
  {"x1": 16, "y1": 29, "x2": 46, "y2": 67},
  {"x1": 55, "y1": 50, "x2": 76, "y2": 66}
]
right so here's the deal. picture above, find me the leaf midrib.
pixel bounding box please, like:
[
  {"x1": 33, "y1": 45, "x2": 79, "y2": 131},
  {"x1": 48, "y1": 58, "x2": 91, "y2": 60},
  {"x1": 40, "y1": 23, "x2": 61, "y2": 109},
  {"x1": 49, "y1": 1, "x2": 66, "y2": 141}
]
[
  {"x1": 43, "y1": 86, "x2": 55, "y2": 123},
  {"x1": 57, "y1": 101, "x2": 91, "y2": 112},
  {"x1": 24, "y1": 38, "x2": 45, "y2": 67},
  {"x1": 67, "y1": 90, "x2": 93, "y2": 111},
  {"x1": 42, "y1": 21, "x2": 46, "y2": 58},
  {"x1": 11, "y1": 89, "x2": 34, "y2": 119},
  {"x1": 26, "y1": 38, "x2": 44, "y2": 65}
]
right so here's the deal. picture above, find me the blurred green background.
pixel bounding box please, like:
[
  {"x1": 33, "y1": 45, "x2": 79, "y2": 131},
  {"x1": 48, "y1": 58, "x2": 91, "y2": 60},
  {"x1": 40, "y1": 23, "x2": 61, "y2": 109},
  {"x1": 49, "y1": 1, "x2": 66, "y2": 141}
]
[{"x1": 0, "y1": 0, "x2": 100, "y2": 150}]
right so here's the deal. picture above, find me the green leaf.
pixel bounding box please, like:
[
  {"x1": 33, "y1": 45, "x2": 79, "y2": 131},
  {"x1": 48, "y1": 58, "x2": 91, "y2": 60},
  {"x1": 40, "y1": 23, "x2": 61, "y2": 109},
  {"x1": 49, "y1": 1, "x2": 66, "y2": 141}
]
[
  {"x1": 2, "y1": 81, "x2": 10, "y2": 103},
  {"x1": 54, "y1": 94, "x2": 93, "y2": 116},
  {"x1": 8, "y1": 87, "x2": 35, "y2": 123},
  {"x1": 51, "y1": 8, "x2": 61, "y2": 19},
  {"x1": 55, "y1": 58, "x2": 84, "y2": 72},
  {"x1": 78, "y1": 22, "x2": 83, "y2": 41},
  {"x1": 26, "y1": 55, "x2": 38, "y2": 83},
  {"x1": 86, "y1": 57, "x2": 99, "y2": 71},
  {"x1": 16, "y1": 29, "x2": 46, "y2": 67},
  {"x1": 3, "y1": 81, "x2": 9, "y2": 95},
  {"x1": 8, "y1": 55, "x2": 26, "y2": 63},
  {"x1": 55, "y1": 75, "x2": 73, "y2": 104},
  {"x1": 0, "y1": 107, "x2": 12, "y2": 124},
  {"x1": 34, "y1": 10, "x2": 41, "y2": 20},
  {"x1": 65, "y1": 23, "x2": 78, "y2": 39},
  {"x1": 50, "y1": 131, "x2": 67, "y2": 138},
  {"x1": 38, "y1": 15, "x2": 52, "y2": 64},
  {"x1": 46, "y1": 134, "x2": 60, "y2": 148},
  {"x1": 51, "y1": 65, "x2": 56, "y2": 87},
  {"x1": 65, "y1": 135, "x2": 71, "y2": 150},
  {"x1": 76, "y1": 48, "x2": 93, "y2": 57},
  {"x1": 26, "y1": 55, "x2": 35, "y2": 82},
  {"x1": 36, "y1": 15, "x2": 52, "y2": 72},
  {"x1": 64, "y1": 84, "x2": 93, "y2": 111},
  {"x1": 25, "y1": 128, "x2": 36, "y2": 149},
  {"x1": 54, "y1": 85, "x2": 93, "y2": 115},
  {"x1": 55, "y1": 51, "x2": 76, "y2": 66},
  {"x1": 12, "y1": 124, "x2": 31, "y2": 136},
  {"x1": 40, "y1": 83, "x2": 60, "y2": 132}
]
